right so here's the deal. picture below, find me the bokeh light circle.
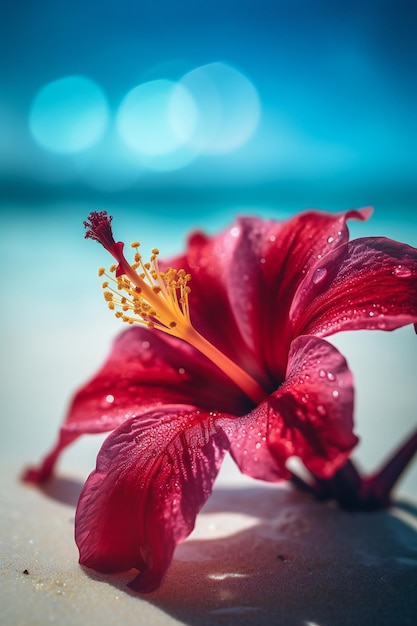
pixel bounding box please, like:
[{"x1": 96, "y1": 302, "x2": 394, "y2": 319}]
[
  {"x1": 116, "y1": 79, "x2": 198, "y2": 157},
  {"x1": 177, "y1": 62, "x2": 261, "y2": 153},
  {"x1": 29, "y1": 75, "x2": 109, "y2": 154}
]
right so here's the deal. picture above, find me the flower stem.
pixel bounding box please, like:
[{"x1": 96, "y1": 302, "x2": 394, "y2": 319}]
[{"x1": 291, "y1": 426, "x2": 417, "y2": 510}]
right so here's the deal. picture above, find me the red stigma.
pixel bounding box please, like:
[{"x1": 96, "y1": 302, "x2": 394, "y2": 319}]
[{"x1": 84, "y1": 211, "x2": 116, "y2": 251}]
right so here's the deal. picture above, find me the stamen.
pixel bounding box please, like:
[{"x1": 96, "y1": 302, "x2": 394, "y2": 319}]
[{"x1": 84, "y1": 211, "x2": 266, "y2": 405}]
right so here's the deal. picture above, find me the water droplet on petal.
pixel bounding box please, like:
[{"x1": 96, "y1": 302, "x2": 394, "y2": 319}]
[
  {"x1": 327, "y1": 236, "x2": 334, "y2": 244},
  {"x1": 99, "y1": 394, "x2": 115, "y2": 408},
  {"x1": 260, "y1": 257, "x2": 266, "y2": 264},
  {"x1": 319, "y1": 369, "x2": 326, "y2": 378},
  {"x1": 326, "y1": 372, "x2": 335, "y2": 382},
  {"x1": 269, "y1": 235, "x2": 276, "y2": 242},
  {"x1": 178, "y1": 367, "x2": 186, "y2": 375},
  {"x1": 142, "y1": 341, "x2": 150, "y2": 349},
  {"x1": 255, "y1": 442, "x2": 261, "y2": 450},
  {"x1": 312, "y1": 267, "x2": 327, "y2": 285},
  {"x1": 393, "y1": 265, "x2": 412, "y2": 278},
  {"x1": 230, "y1": 226, "x2": 240, "y2": 238},
  {"x1": 332, "y1": 390, "x2": 339, "y2": 399},
  {"x1": 317, "y1": 405, "x2": 326, "y2": 416}
]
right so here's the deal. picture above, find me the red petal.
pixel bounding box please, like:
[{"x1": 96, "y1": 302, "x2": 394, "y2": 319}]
[
  {"x1": 75, "y1": 408, "x2": 230, "y2": 592},
  {"x1": 229, "y1": 335, "x2": 357, "y2": 481},
  {"x1": 22, "y1": 327, "x2": 249, "y2": 483},
  {"x1": 294, "y1": 237, "x2": 417, "y2": 336},
  {"x1": 172, "y1": 208, "x2": 370, "y2": 382},
  {"x1": 65, "y1": 326, "x2": 249, "y2": 431}
]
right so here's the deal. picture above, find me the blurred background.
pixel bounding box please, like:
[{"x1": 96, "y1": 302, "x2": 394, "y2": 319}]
[{"x1": 1, "y1": 0, "x2": 416, "y2": 494}]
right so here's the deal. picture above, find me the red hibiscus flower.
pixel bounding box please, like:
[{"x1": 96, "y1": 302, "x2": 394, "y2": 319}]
[{"x1": 23, "y1": 209, "x2": 417, "y2": 592}]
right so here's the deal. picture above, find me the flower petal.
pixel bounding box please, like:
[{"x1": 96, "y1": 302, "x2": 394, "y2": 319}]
[
  {"x1": 229, "y1": 335, "x2": 356, "y2": 481},
  {"x1": 293, "y1": 237, "x2": 417, "y2": 336},
  {"x1": 65, "y1": 326, "x2": 249, "y2": 430},
  {"x1": 75, "y1": 408, "x2": 230, "y2": 592},
  {"x1": 23, "y1": 326, "x2": 249, "y2": 483},
  {"x1": 173, "y1": 208, "x2": 370, "y2": 382}
]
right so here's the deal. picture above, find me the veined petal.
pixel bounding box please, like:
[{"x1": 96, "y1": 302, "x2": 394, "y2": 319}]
[
  {"x1": 64, "y1": 326, "x2": 250, "y2": 430},
  {"x1": 293, "y1": 237, "x2": 417, "y2": 336},
  {"x1": 75, "y1": 408, "x2": 230, "y2": 592},
  {"x1": 253, "y1": 208, "x2": 371, "y2": 376},
  {"x1": 22, "y1": 327, "x2": 249, "y2": 484},
  {"x1": 229, "y1": 336, "x2": 356, "y2": 481},
  {"x1": 172, "y1": 208, "x2": 370, "y2": 382},
  {"x1": 168, "y1": 230, "x2": 269, "y2": 387}
]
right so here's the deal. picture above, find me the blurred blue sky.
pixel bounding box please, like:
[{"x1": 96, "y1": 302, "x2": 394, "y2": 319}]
[{"x1": 1, "y1": 0, "x2": 416, "y2": 206}]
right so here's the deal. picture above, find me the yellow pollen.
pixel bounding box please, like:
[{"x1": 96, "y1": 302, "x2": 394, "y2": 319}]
[
  {"x1": 97, "y1": 238, "x2": 266, "y2": 405},
  {"x1": 98, "y1": 246, "x2": 193, "y2": 336}
]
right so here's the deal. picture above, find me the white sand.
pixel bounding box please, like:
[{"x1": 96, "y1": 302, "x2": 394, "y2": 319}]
[{"x1": 2, "y1": 457, "x2": 416, "y2": 626}]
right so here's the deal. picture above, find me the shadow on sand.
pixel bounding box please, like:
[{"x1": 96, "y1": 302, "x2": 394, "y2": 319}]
[{"x1": 79, "y1": 484, "x2": 417, "y2": 626}]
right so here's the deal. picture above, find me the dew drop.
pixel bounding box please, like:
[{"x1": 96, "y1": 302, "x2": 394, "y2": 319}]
[
  {"x1": 327, "y1": 236, "x2": 334, "y2": 244},
  {"x1": 312, "y1": 267, "x2": 327, "y2": 284},
  {"x1": 255, "y1": 442, "x2": 262, "y2": 450},
  {"x1": 319, "y1": 369, "x2": 326, "y2": 378},
  {"x1": 142, "y1": 341, "x2": 150, "y2": 349},
  {"x1": 260, "y1": 257, "x2": 266, "y2": 264},
  {"x1": 230, "y1": 226, "x2": 240, "y2": 237},
  {"x1": 393, "y1": 265, "x2": 412, "y2": 278},
  {"x1": 317, "y1": 405, "x2": 326, "y2": 416},
  {"x1": 368, "y1": 310, "x2": 375, "y2": 317},
  {"x1": 100, "y1": 394, "x2": 116, "y2": 409},
  {"x1": 178, "y1": 367, "x2": 186, "y2": 375},
  {"x1": 269, "y1": 235, "x2": 276, "y2": 242},
  {"x1": 326, "y1": 372, "x2": 335, "y2": 382},
  {"x1": 332, "y1": 390, "x2": 339, "y2": 399}
]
